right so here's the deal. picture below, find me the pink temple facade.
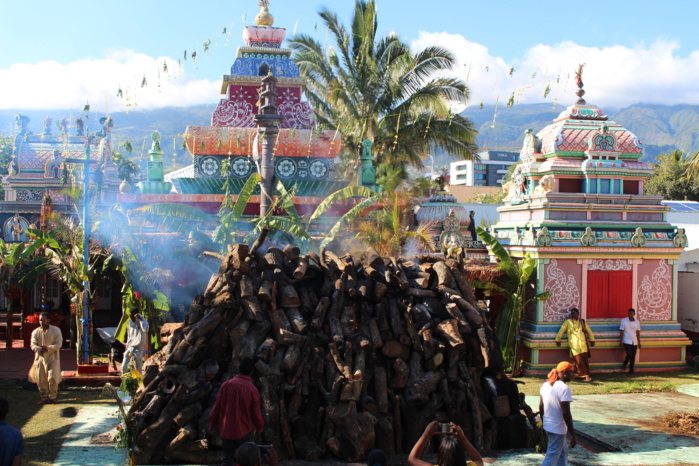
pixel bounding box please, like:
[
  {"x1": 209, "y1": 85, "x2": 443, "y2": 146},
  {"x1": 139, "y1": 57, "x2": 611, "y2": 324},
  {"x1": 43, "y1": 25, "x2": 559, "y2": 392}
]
[{"x1": 492, "y1": 72, "x2": 690, "y2": 373}]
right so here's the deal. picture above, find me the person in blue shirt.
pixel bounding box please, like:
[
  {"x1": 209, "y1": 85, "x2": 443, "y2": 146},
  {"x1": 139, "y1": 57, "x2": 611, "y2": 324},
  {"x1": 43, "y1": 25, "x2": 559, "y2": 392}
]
[{"x1": 0, "y1": 397, "x2": 24, "y2": 466}]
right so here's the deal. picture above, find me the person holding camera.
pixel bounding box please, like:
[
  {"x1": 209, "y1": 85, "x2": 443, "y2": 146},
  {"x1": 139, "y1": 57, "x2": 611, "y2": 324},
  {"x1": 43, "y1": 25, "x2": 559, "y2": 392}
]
[
  {"x1": 408, "y1": 420, "x2": 484, "y2": 466},
  {"x1": 121, "y1": 307, "x2": 149, "y2": 375}
]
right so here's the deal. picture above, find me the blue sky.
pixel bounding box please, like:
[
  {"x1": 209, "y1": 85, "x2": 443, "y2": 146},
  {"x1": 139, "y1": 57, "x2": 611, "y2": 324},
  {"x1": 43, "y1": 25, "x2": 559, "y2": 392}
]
[{"x1": 1, "y1": 0, "x2": 698, "y2": 111}]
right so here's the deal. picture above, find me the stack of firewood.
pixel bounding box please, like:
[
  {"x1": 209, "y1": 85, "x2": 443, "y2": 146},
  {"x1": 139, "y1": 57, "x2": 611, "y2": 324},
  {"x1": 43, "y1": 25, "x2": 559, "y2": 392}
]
[{"x1": 129, "y1": 240, "x2": 535, "y2": 464}]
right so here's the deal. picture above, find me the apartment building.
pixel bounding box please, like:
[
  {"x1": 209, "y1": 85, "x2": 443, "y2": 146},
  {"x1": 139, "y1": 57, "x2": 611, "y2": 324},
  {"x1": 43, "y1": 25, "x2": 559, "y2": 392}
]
[{"x1": 449, "y1": 149, "x2": 519, "y2": 186}]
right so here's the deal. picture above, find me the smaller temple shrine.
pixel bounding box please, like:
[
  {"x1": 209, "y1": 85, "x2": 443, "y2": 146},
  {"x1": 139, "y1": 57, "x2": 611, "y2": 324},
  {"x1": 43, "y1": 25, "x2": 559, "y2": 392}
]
[
  {"x1": 491, "y1": 66, "x2": 691, "y2": 372},
  {"x1": 1, "y1": 114, "x2": 119, "y2": 238}
]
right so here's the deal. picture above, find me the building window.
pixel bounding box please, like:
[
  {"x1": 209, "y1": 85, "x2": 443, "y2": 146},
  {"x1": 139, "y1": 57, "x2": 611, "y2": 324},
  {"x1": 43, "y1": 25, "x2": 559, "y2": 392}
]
[
  {"x1": 474, "y1": 164, "x2": 486, "y2": 170},
  {"x1": 456, "y1": 174, "x2": 467, "y2": 180},
  {"x1": 474, "y1": 174, "x2": 485, "y2": 180},
  {"x1": 455, "y1": 163, "x2": 468, "y2": 170}
]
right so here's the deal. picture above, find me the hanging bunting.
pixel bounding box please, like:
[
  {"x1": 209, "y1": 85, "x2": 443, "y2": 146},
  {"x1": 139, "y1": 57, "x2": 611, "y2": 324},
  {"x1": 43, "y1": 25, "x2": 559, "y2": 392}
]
[{"x1": 509, "y1": 66, "x2": 515, "y2": 77}]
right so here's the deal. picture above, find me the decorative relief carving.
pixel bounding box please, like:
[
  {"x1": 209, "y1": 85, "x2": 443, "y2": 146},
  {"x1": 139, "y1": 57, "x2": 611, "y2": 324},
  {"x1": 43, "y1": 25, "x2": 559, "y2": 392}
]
[
  {"x1": 637, "y1": 260, "x2": 672, "y2": 321},
  {"x1": 543, "y1": 259, "x2": 580, "y2": 322},
  {"x1": 580, "y1": 226, "x2": 596, "y2": 246},
  {"x1": 536, "y1": 227, "x2": 553, "y2": 247},
  {"x1": 631, "y1": 227, "x2": 647, "y2": 247},
  {"x1": 16, "y1": 190, "x2": 44, "y2": 202},
  {"x1": 673, "y1": 228, "x2": 688, "y2": 248},
  {"x1": 588, "y1": 259, "x2": 632, "y2": 271},
  {"x1": 212, "y1": 92, "x2": 255, "y2": 127}
]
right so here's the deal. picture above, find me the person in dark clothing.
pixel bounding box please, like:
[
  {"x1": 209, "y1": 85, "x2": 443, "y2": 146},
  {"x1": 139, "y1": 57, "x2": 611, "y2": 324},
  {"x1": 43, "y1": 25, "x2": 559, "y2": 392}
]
[{"x1": 0, "y1": 397, "x2": 24, "y2": 466}]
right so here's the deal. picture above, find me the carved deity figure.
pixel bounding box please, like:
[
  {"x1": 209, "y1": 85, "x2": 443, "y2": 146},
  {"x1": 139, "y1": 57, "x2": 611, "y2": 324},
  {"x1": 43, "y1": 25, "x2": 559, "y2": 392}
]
[
  {"x1": 10, "y1": 214, "x2": 24, "y2": 241},
  {"x1": 534, "y1": 174, "x2": 554, "y2": 195},
  {"x1": 439, "y1": 209, "x2": 466, "y2": 260}
]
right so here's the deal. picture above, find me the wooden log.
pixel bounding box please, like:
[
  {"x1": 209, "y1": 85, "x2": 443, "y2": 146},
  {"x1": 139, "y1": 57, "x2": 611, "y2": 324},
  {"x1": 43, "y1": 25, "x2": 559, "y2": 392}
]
[
  {"x1": 357, "y1": 280, "x2": 373, "y2": 300},
  {"x1": 165, "y1": 439, "x2": 223, "y2": 464},
  {"x1": 408, "y1": 276, "x2": 430, "y2": 289},
  {"x1": 328, "y1": 343, "x2": 351, "y2": 378},
  {"x1": 265, "y1": 247, "x2": 286, "y2": 270},
  {"x1": 326, "y1": 401, "x2": 378, "y2": 462},
  {"x1": 281, "y1": 345, "x2": 302, "y2": 373},
  {"x1": 279, "y1": 396, "x2": 296, "y2": 458},
  {"x1": 173, "y1": 402, "x2": 203, "y2": 428},
  {"x1": 327, "y1": 279, "x2": 345, "y2": 345},
  {"x1": 381, "y1": 340, "x2": 409, "y2": 360},
  {"x1": 405, "y1": 352, "x2": 443, "y2": 404},
  {"x1": 447, "y1": 293, "x2": 484, "y2": 328},
  {"x1": 278, "y1": 329, "x2": 307, "y2": 347},
  {"x1": 388, "y1": 299, "x2": 403, "y2": 337},
  {"x1": 374, "y1": 282, "x2": 388, "y2": 301},
  {"x1": 242, "y1": 296, "x2": 265, "y2": 322},
  {"x1": 283, "y1": 244, "x2": 301, "y2": 260},
  {"x1": 419, "y1": 324, "x2": 435, "y2": 360},
  {"x1": 136, "y1": 386, "x2": 189, "y2": 464},
  {"x1": 311, "y1": 296, "x2": 330, "y2": 329},
  {"x1": 363, "y1": 247, "x2": 384, "y2": 268},
  {"x1": 433, "y1": 261, "x2": 457, "y2": 289},
  {"x1": 435, "y1": 319, "x2": 466, "y2": 348},
  {"x1": 293, "y1": 256, "x2": 308, "y2": 280},
  {"x1": 376, "y1": 415, "x2": 395, "y2": 455},
  {"x1": 374, "y1": 366, "x2": 389, "y2": 414},
  {"x1": 239, "y1": 275, "x2": 254, "y2": 298},
  {"x1": 459, "y1": 365, "x2": 484, "y2": 450},
  {"x1": 388, "y1": 357, "x2": 410, "y2": 389},
  {"x1": 260, "y1": 375, "x2": 281, "y2": 452},
  {"x1": 447, "y1": 259, "x2": 476, "y2": 302},
  {"x1": 393, "y1": 395, "x2": 404, "y2": 454},
  {"x1": 184, "y1": 308, "x2": 223, "y2": 344},
  {"x1": 367, "y1": 318, "x2": 384, "y2": 350},
  {"x1": 255, "y1": 338, "x2": 277, "y2": 362},
  {"x1": 340, "y1": 302, "x2": 358, "y2": 337},
  {"x1": 424, "y1": 352, "x2": 444, "y2": 371},
  {"x1": 258, "y1": 280, "x2": 274, "y2": 302},
  {"x1": 407, "y1": 288, "x2": 436, "y2": 298},
  {"x1": 281, "y1": 284, "x2": 301, "y2": 308},
  {"x1": 285, "y1": 307, "x2": 307, "y2": 334}
]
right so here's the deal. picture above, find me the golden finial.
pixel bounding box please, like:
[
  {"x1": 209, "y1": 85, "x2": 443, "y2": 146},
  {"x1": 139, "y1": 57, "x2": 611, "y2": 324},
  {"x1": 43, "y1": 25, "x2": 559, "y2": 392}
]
[{"x1": 255, "y1": 0, "x2": 274, "y2": 27}]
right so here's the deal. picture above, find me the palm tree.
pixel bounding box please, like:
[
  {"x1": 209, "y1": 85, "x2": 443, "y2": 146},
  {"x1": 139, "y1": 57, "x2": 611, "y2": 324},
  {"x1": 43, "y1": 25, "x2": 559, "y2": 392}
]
[
  {"x1": 474, "y1": 227, "x2": 550, "y2": 373},
  {"x1": 289, "y1": 0, "x2": 478, "y2": 179}
]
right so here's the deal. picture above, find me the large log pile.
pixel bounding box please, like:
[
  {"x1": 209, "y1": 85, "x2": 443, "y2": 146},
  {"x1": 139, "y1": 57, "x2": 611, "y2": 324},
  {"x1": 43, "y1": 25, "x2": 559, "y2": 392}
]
[{"x1": 130, "y1": 241, "x2": 534, "y2": 464}]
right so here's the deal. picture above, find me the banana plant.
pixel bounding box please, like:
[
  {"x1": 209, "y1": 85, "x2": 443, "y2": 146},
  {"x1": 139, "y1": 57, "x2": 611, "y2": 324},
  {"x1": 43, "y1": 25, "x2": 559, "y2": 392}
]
[
  {"x1": 0, "y1": 239, "x2": 48, "y2": 348},
  {"x1": 474, "y1": 226, "x2": 550, "y2": 373}
]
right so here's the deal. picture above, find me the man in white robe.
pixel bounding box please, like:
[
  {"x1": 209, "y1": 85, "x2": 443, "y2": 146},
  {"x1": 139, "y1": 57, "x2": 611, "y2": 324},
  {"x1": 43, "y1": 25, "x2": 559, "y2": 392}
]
[
  {"x1": 29, "y1": 312, "x2": 62, "y2": 404},
  {"x1": 121, "y1": 309, "x2": 149, "y2": 375}
]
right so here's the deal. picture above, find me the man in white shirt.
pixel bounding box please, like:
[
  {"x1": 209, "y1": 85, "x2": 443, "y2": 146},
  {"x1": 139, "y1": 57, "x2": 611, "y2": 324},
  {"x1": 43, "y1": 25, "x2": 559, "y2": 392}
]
[
  {"x1": 620, "y1": 308, "x2": 641, "y2": 374},
  {"x1": 539, "y1": 361, "x2": 577, "y2": 466},
  {"x1": 121, "y1": 308, "x2": 149, "y2": 375}
]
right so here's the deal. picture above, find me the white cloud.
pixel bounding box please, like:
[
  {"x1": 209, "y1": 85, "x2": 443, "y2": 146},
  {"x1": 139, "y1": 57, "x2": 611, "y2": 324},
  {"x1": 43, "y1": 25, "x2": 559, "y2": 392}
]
[
  {"x1": 0, "y1": 49, "x2": 220, "y2": 111},
  {"x1": 411, "y1": 32, "x2": 699, "y2": 109},
  {"x1": 4, "y1": 38, "x2": 699, "y2": 112}
]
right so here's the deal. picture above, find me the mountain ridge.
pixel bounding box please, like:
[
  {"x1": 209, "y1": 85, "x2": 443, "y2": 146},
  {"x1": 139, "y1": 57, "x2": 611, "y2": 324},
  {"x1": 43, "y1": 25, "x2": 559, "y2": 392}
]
[{"x1": 2, "y1": 103, "x2": 699, "y2": 170}]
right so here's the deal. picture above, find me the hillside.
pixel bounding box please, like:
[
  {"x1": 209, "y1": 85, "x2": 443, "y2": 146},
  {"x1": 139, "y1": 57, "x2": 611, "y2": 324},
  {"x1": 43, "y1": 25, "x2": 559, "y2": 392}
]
[{"x1": 3, "y1": 102, "x2": 699, "y2": 172}]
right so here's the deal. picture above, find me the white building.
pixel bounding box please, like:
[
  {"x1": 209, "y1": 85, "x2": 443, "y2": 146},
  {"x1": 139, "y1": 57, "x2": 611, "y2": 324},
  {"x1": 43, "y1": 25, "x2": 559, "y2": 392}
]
[{"x1": 449, "y1": 149, "x2": 519, "y2": 186}]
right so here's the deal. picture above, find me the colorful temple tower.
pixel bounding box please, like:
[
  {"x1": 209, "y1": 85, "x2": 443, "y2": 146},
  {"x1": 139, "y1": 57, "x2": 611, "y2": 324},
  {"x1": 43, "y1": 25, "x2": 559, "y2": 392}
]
[
  {"x1": 492, "y1": 67, "x2": 691, "y2": 373},
  {"x1": 120, "y1": 1, "x2": 348, "y2": 218}
]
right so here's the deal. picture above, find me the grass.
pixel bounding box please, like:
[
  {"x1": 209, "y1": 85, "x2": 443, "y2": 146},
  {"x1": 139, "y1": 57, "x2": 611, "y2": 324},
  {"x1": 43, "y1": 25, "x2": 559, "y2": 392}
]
[
  {"x1": 514, "y1": 368, "x2": 699, "y2": 396},
  {"x1": 0, "y1": 378, "x2": 112, "y2": 466}
]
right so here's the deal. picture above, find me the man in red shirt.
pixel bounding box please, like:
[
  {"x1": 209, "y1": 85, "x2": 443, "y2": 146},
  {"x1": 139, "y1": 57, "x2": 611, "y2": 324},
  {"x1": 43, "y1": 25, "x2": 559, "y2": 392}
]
[{"x1": 209, "y1": 357, "x2": 265, "y2": 466}]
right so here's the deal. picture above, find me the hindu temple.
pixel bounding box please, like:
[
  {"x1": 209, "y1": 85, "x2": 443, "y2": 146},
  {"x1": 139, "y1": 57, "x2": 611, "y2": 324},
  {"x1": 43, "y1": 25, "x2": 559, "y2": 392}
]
[
  {"x1": 491, "y1": 66, "x2": 691, "y2": 373},
  {"x1": 118, "y1": 1, "x2": 353, "y2": 223}
]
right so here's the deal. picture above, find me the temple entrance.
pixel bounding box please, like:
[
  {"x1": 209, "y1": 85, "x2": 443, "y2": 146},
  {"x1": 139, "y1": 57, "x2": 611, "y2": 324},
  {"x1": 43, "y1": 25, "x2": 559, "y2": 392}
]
[{"x1": 586, "y1": 270, "x2": 632, "y2": 319}]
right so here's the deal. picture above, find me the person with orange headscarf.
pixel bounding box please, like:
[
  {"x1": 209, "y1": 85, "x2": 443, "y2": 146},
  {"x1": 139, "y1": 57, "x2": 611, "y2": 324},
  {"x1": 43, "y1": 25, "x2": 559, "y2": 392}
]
[{"x1": 539, "y1": 362, "x2": 577, "y2": 466}]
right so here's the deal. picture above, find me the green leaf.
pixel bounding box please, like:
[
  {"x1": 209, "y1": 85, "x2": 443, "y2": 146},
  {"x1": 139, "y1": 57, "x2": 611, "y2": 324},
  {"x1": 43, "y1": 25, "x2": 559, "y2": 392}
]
[
  {"x1": 309, "y1": 185, "x2": 378, "y2": 223},
  {"x1": 320, "y1": 196, "x2": 378, "y2": 248}
]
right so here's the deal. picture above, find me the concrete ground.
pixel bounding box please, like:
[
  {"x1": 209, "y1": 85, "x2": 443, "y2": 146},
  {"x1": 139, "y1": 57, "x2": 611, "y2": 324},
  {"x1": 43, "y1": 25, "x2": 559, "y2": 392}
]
[{"x1": 4, "y1": 345, "x2": 699, "y2": 465}]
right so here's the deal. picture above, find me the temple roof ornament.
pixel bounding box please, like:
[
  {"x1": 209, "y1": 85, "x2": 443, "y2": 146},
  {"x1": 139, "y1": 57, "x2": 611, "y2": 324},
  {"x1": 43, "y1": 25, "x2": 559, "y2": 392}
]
[{"x1": 255, "y1": 0, "x2": 274, "y2": 27}]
